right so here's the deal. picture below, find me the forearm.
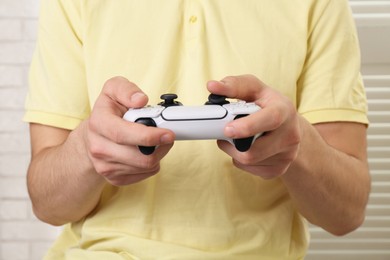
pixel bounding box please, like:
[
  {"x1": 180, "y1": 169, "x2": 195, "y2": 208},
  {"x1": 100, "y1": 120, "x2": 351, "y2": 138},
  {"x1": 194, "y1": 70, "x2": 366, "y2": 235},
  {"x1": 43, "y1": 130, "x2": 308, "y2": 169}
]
[
  {"x1": 281, "y1": 117, "x2": 371, "y2": 235},
  {"x1": 27, "y1": 122, "x2": 106, "y2": 226}
]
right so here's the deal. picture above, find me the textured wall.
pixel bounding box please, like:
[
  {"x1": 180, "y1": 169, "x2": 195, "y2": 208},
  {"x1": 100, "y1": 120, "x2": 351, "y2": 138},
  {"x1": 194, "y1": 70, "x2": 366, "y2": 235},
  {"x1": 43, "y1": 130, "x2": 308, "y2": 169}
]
[{"x1": 0, "y1": 1, "x2": 60, "y2": 259}]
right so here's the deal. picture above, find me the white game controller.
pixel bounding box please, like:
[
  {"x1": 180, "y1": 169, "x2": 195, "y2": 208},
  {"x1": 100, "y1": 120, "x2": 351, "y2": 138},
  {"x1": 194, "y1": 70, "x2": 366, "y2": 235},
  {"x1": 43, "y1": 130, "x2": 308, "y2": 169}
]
[{"x1": 123, "y1": 93, "x2": 262, "y2": 155}]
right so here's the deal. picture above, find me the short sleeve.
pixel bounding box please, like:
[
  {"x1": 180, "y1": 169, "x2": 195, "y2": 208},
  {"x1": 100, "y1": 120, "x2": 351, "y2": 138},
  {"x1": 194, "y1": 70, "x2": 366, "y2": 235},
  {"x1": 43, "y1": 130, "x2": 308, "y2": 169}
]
[
  {"x1": 297, "y1": 0, "x2": 369, "y2": 125},
  {"x1": 24, "y1": 0, "x2": 90, "y2": 130}
]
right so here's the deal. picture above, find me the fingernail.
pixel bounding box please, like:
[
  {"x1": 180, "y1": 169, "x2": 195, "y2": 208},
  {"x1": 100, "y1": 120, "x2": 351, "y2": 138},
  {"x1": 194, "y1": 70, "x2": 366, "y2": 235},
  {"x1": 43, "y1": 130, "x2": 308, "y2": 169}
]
[{"x1": 225, "y1": 126, "x2": 236, "y2": 138}]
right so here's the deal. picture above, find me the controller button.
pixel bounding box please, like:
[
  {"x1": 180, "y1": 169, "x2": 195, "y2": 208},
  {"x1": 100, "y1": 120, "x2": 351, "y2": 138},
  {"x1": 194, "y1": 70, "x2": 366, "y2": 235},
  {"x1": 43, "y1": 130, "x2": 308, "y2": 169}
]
[
  {"x1": 135, "y1": 118, "x2": 157, "y2": 155},
  {"x1": 139, "y1": 146, "x2": 156, "y2": 155},
  {"x1": 159, "y1": 93, "x2": 182, "y2": 107},
  {"x1": 233, "y1": 137, "x2": 254, "y2": 152},
  {"x1": 232, "y1": 114, "x2": 254, "y2": 152},
  {"x1": 162, "y1": 105, "x2": 227, "y2": 120},
  {"x1": 205, "y1": 94, "x2": 230, "y2": 105},
  {"x1": 135, "y1": 118, "x2": 157, "y2": 127}
]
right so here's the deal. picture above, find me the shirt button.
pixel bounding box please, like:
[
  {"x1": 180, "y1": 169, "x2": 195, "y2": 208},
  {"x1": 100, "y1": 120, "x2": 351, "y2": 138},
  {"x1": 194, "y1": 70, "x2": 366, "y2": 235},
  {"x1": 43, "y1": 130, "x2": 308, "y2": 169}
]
[{"x1": 189, "y1": 16, "x2": 198, "y2": 23}]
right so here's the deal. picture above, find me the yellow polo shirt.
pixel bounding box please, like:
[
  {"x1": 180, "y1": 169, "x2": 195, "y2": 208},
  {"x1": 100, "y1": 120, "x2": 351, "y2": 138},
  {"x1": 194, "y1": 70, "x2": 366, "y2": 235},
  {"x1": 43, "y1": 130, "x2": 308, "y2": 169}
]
[{"x1": 24, "y1": 0, "x2": 368, "y2": 259}]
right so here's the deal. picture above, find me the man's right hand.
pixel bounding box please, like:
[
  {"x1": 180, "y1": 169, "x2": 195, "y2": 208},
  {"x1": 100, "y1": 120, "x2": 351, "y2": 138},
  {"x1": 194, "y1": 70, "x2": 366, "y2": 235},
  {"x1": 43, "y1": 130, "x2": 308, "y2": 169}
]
[
  {"x1": 28, "y1": 77, "x2": 175, "y2": 225},
  {"x1": 84, "y1": 76, "x2": 175, "y2": 186}
]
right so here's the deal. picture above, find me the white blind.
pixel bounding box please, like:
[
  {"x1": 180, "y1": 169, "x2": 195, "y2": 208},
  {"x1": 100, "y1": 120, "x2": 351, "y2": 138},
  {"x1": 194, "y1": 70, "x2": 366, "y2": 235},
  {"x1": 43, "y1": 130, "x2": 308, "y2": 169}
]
[{"x1": 306, "y1": 1, "x2": 390, "y2": 259}]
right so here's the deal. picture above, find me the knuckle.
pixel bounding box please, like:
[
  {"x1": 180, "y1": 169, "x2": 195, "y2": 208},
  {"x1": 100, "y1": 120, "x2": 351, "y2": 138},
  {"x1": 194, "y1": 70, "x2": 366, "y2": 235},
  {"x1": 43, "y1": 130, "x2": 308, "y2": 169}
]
[
  {"x1": 245, "y1": 74, "x2": 261, "y2": 85},
  {"x1": 278, "y1": 152, "x2": 297, "y2": 165},
  {"x1": 138, "y1": 131, "x2": 158, "y2": 147},
  {"x1": 107, "y1": 175, "x2": 132, "y2": 187},
  {"x1": 223, "y1": 75, "x2": 239, "y2": 85},
  {"x1": 270, "y1": 109, "x2": 283, "y2": 130},
  {"x1": 108, "y1": 179, "x2": 124, "y2": 187},
  {"x1": 285, "y1": 146, "x2": 300, "y2": 162},
  {"x1": 137, "y1": 155, "x2": 160, "y2": 170},
  {"x1": 292, "y1": 119, "x2": 302, "y2": 143},
  {"x1": 254, "y1": 165, "x2": 288, "y2": 180},
  {"x1": 94, "y1": 162, "x2": 114, "y2": 177},
  {"x1": 102, "y1": 76, "x2": 136, "y2": 101},
  {"x1": 103, "y1": 76, "x2": 125, "y2": 90},
  {"x1": 285, "y1": 151, "x2": 298, "y2": 162},
  {"x1": 87, "y1": 115, "x2": 99, "y2": 132},
  {"x1": 111, "y1": 127, "x2": 124, "y2": 144},
  {"x1": 289, "y1": 130, "x2": 301, "y2": 146},
  {"x1": 238, "y1": 122, "x2": 255, "y2": 137},
  {"x1": 146, "y1": 164, "x2": 161, "y2": 175},
  {"x1": 258, "y1": 173, "x2": 275, "y2": 180},
  {"x1": 236, "y1": 152, "x2": 257, "y2": 166},
  {"x1": 282, "y1": 125, "x2": 301, "y2": 148},
  {"x1": 88, "y1": 142, "x2": 106, "y2": 159}
]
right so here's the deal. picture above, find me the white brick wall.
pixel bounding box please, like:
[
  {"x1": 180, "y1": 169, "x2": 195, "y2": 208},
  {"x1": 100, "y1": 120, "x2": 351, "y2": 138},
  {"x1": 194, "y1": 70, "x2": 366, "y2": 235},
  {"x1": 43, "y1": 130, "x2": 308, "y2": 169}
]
[{"x1": 0, "y1": 1, "x2": 60, "y2": 260}]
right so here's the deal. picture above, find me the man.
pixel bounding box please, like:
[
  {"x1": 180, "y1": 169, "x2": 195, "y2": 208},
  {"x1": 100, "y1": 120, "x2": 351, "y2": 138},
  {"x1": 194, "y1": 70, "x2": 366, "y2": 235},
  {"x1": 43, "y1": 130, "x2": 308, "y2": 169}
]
[{"x1": 25, "y1": 0, "x2": 370, "y2": 259}]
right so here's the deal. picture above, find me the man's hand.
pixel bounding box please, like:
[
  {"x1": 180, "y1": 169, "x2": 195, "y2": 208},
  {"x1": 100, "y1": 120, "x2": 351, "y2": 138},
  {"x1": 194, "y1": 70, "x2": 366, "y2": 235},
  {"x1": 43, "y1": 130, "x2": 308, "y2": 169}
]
[
  {"x1": 28, "y1": 77, "x2": 176, "y2": 225},
  {"x1": 208, "y1": 74, "x2": 370, "y2": 235},
  {"x1": 207, "y1": 74, "x2": 301, "y2": 179},
  {"x1": 85, "y1": 77, "x2": 175, "y2": 186}
]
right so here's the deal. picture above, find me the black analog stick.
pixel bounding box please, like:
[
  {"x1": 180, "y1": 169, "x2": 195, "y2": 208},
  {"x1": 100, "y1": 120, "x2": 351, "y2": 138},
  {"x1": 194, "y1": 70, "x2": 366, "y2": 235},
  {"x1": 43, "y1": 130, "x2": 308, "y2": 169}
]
[
  {"x1": 205, "y1": 94, "x2": 230, "y2": 105},
  {"x1": 159, "y1": 94, "x2": 182, "y2": 107}
]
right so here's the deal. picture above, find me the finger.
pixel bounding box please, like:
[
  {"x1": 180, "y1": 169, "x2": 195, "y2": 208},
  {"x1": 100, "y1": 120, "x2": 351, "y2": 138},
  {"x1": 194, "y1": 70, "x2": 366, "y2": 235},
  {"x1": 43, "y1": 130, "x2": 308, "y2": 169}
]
[
  {"x1": 217, "y1": 140, "x2": 296, "y2": 179},
  {"x1": 101, "y1": 76, "x2": 149, "y2": 109},
  {"x1": 88, "y1": 133, "x2": 174, "y2": 176},
  {"x1": 89, "y1": 129, "x2": 173, "y2": 166},
  {"x1": 207, "y1": 75, "x2": 265, "y2": 101},
  {"x1": 92, "y1": 77, "x2": 148, "y2": 122},
  {"x1": 108, "y1": 142, "x2": 174, "y2": 169},
  {"x1": 88, "y1": 110, "x2": 175, "y2": 147},
  {"x1": 217, "y1": 140, "x2": 269, "y2": 163},
  {"x1": 232, "y1": 160, "x2": 290, "y2": 179},
  {"x1": 106, "y1": 172, "x2": 159, "y2": 186},
  {"x1": 218, "y1": 133, "x2": 299, "y2": 167},
  {"x1": 91, "y1": 153, "x2": 161, "y2": 185},
  {"x1": 224, "y1": 105, "x2": 287, "y2": 139},
  {"x1": 92, "y1": 159, "x2": 160, "y2": 179}
]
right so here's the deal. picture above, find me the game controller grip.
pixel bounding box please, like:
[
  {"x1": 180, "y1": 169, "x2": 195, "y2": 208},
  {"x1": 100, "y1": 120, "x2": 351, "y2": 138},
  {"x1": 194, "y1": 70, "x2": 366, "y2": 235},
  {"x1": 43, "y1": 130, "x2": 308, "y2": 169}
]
[
  {"x1": 135, "y1": 118, "x2": 157, "y2": 155},
  {"x1": 232, "y1": 114, "x2": 255, "y2": 152},
  {"x1": 233, "y1": 136, "x2": 255, "y2": 152}
]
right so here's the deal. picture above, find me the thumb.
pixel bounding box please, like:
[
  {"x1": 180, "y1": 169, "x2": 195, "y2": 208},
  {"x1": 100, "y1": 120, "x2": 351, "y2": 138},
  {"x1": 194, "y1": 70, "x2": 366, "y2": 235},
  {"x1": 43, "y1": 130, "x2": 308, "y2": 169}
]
[
  {"x1": 102, "y1": 76, "x2": 148, "y2": 109},
  {"x1": 207, "y1": 74, "x2": 265, "y2": 102}
]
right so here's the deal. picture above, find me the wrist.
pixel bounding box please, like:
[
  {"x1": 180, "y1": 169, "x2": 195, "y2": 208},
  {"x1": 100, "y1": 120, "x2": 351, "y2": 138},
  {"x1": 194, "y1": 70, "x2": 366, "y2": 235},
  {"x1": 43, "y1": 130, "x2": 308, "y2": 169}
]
[
  {"x1": 281, "y1": 115, "x2": 311, "y2": 180},
  {"x1": 68, "y1": 120, "x2": 106, "y2": 185}
]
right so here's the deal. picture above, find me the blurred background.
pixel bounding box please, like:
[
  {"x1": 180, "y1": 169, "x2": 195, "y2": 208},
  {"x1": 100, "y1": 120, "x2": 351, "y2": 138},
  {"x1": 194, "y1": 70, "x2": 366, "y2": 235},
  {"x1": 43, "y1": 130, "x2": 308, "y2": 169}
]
[{"x1": 0, "y1": 0, "x2": 389, "y2": 259}]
